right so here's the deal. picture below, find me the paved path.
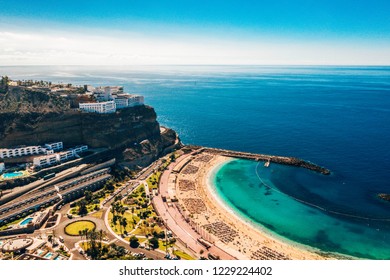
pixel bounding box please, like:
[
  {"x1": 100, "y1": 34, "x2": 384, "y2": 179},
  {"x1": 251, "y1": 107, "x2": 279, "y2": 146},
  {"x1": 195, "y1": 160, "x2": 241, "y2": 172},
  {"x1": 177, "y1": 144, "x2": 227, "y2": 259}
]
[{"x1": 153, "y1": 153, "x2": 236, "y2": 260}]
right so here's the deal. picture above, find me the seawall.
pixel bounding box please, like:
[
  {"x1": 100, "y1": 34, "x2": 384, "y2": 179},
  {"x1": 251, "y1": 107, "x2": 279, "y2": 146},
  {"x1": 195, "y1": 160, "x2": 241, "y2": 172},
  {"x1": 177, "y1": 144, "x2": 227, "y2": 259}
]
[{"x1": 186, "y1": 145, "x2": 330, "y2": 175}]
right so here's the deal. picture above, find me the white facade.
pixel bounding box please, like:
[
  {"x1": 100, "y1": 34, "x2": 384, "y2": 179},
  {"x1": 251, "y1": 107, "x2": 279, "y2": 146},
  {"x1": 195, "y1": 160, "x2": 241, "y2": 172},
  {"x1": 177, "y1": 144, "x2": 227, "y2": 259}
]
[
  {"x1": 73, "y1": 145, "x2": 88, "y2": 153},
  {"x1": 0, "y1": 142, "x2": 63, "y2": 159},
  {"x1": 128, "y1": 94, "x2": 144, "y2": 106},
  {"x1": 92, "y1": 86, "x2": 123, "y2": 101},
  {"x1": 33, "y1": 145, "x2": 88, "y2": 167},
  {"x1": 113, "y1": 94, "x2": 144, "y2": 109},
  {"x1": 0, "y1": 162, "x2": 5, "y2": 173},
  {"x1": 113, "y1": 96, "x2": 129, "y2": 109},
  {"x1": 0, "y1": 145, "x2": 41, "y2": 159},
  {"x1": 33, "y1": 154, "x2": 59, "y2": 167},
  {"x1": 44, "y1": 142, "x2": 63, "y2": 151},
  {"x1": 58, "y1": 150, "x2": 75, "y2": 162},
  {"x1": 79, "y1": 101, "x2": 116, "y2": 114}
]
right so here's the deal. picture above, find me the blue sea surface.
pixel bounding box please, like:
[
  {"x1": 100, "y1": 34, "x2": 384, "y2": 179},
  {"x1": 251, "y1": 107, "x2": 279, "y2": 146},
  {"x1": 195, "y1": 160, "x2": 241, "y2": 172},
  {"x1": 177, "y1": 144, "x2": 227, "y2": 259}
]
[{"x1": 1, "y1": 65, "x2": 390, "y2": 258}]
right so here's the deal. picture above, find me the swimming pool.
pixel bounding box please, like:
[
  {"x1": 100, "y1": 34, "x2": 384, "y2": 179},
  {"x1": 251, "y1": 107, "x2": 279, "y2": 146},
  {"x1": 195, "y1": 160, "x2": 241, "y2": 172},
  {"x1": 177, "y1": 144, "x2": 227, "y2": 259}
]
[
  {"x1": 20, "y1": 218, "x2": 33, "y2": 226},
  {"x1": 44, "y1": 252, "x2": 53, "y2": 259},
  {"x1": 1, "y1": 171, "x2": 24, "y2": 179},
  {"x1": 36, "y1": 249, "x2": 44, "y2": 256}
]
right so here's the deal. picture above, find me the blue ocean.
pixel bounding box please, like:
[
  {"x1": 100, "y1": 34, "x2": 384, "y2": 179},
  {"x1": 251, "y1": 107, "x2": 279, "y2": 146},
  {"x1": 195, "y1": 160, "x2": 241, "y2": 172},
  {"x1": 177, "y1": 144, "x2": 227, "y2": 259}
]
[{"x1": 2, "y1": 65, "x2": 390, "y2": 259}]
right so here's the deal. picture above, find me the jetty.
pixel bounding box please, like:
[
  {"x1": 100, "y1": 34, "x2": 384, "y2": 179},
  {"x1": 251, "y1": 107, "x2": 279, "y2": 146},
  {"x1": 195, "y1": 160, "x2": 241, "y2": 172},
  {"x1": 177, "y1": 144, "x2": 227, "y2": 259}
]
[{"x1": 186, "y1": 145, "x2": 330, "y2": 175}]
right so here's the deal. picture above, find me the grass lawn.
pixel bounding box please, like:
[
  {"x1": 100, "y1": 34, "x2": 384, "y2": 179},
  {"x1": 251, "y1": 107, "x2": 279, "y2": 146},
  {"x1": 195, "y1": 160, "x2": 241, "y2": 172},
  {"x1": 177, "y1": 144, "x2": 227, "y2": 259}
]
[
  {"x1": 65, "y1": 220, "x2": 96, "y2": 236},
  {"x1": 90, "y1": 210, "x2": 104, "y2": 219},
  {"x1": 174, "y1": 250, "x2": 195, "y2": 260},
  {"x1": 79, "y1": 241, "x2": 107, "y2": 251},
  {"x1": 80, "y1": 242, "x2": 89, "y2": 251},
  {"x1": 132, "y1": 227, "x2": 145, "y2": 236},
  {"x1": 70, "y1": 203, "x2": 101, "y2": 216},
  {"x1": 158, "y1": 240, "x2": 173, "y2": 252},
  {"x1": 147, "y1": 172, "x2": 161, "y2": 190},
  {"x1": 138, "y1": 237, "x2": 147, "y2": 243},
  {"x1": 108, "y1": 211, "x2": 139, "y2": 235},
  {"x1": 0, "y1": 217, "x2": 24, "y2": 231}
]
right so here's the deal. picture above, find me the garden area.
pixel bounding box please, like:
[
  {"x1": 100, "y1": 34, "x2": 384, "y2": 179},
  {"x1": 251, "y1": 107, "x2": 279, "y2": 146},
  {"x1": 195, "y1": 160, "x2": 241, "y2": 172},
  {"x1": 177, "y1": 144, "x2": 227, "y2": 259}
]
[
  {"x1": 108, "y1": 184, "x2": 162, "y2": 238},
  {"x1": 64, "y1": 220, "x2": 96, "y2": 236}
]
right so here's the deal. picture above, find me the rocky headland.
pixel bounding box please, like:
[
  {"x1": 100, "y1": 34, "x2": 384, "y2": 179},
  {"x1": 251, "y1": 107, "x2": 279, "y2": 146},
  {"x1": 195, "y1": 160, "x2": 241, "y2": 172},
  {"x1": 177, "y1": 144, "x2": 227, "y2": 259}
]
[{"x1": 0, "y1": 85, "x2": 180, "y2": 168}]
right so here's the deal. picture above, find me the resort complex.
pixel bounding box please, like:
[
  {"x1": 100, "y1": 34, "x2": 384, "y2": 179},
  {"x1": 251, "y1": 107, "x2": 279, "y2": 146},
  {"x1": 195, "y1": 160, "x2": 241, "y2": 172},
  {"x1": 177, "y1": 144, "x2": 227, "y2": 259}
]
[
  {"x1": 0, "y1": 77, "x2": 367, "y2": 261},
  {"x1": 79, "y1": 85, "x2": 144, "y2": 114},
  {"x1": 0, "y1": 139, "x2": 335, "y2": 260},
  {"x1": 0, "y1": 141, "x2": 88, "y2": 175},
  {"x1": 0, "y1": 142, "x2": 63, "y2": 159}
]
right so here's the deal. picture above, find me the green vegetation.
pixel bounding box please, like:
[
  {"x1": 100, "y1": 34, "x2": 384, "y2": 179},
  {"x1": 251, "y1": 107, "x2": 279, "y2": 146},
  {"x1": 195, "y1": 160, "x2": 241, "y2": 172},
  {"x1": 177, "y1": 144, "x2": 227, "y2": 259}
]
[
  {"x1": 108, "y1": 211, "x2": 139, "y2": 235},
  {"x1": 90, "y1": 210, "x2": 104, "y2": 219},
  {"x1": 80, "y1": 229, "x2": 135, "y2": 260},
  {"x1": 64, "y1": 220, "x2": 96, "y2": 236},
  {"x1": 69, "y1": 182, "x2": 116, "y2": 216},
  {"x1": 109, "y1": 184, "x2": 165, "y2": 250},
  {"x1": 0, "y1": 217, "x2": 24, "y2": 231},
  {"x1": 158, "y1": 238, "x2": 177, "y2": 252},
  {"x1": 145, "y1": 153, "x2": 178, "y2": 190},
  {"x1": 173, "y1": 250, "x2": 195, "y2": 260},
  {"x1": 146, "y1": 172, "x2": 161, "y2": 190},
  {"x1": 57, "y1": 246, "x2": 70, "y2": 258},
  {"x1": 129, "y1": 236, "x2": 140, "y2": 248},
  {"x1": 0, "y1": 76, "x2": 9, "y2": 94},
  {"x1": 148, "y1": 237, "x2": 159, "y2": 249}
]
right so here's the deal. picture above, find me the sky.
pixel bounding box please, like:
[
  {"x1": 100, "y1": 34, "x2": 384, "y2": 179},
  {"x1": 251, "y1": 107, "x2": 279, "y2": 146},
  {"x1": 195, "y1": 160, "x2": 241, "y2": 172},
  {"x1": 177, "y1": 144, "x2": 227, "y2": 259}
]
[{"x1": 0, "y1": 0, "x2": 389, "y2": 65}]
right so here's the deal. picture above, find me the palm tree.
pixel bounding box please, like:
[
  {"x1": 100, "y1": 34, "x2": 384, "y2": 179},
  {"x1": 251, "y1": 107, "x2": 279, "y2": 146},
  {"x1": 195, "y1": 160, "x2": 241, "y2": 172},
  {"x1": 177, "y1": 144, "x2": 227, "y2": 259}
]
[{"x1": 121, "y1": 217, "x2": 128, "y2": 235}]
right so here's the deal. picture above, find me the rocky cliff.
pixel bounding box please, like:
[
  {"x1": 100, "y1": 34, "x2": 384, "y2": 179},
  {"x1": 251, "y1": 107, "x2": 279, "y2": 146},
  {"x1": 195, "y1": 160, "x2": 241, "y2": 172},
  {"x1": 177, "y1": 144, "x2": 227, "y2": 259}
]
[{"x1": 0, "y1": 86, "x2": 179, "y2": 167}]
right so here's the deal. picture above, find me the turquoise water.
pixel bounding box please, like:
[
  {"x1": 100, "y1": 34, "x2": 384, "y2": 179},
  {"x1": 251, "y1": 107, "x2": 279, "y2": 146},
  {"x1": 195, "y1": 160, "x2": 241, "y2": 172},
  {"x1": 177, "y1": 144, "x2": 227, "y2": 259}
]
[
  {"x1": 2, "y1": 171, "x2": 24, "y2": 179},
  {"x1": 20, "y1": 218, "x2": 33, "y2": 226},
  {"x1": 20, "y1": 218, "x2": 32, "y2": 226},
  {"x1": 44, "y1": 252, "x2": 53, "y2": 259},
  {"x1": 213, "y1": 159, "x2": 390, "y2": 259}
]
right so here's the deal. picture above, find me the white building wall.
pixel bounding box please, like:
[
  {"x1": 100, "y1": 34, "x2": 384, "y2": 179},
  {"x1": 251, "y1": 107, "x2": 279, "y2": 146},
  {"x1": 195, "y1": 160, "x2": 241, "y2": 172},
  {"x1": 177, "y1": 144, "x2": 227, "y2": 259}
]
[
  {"x1": 44, "y1": 142, "x2": 63, "y2": 151},
  {"x1": 33, "y1": 154, "x2": 60, "y2": 167},
  {"x1": 127, "y1": 95, "x2": 144, "y2": 106},
  {"x1": 79, "y1": 101, "x2": 116, "y2": 114},
  {"x1": 0, "y1": 145, "x2": 41, "y2": 159},
  {"x1": 114, "y1": 98, "x2": 128, "y2": 109},
  {"x1": 113, "y1": 94, "x2": 144, "y2": 109},
  {"x1": 73, "y1": 145, "x2": 88, "y2": 153}
]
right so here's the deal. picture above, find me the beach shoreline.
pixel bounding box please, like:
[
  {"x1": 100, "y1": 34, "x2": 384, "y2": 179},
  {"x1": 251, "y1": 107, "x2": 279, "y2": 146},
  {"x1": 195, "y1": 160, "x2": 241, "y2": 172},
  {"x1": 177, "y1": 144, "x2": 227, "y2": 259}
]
[{"x1": 198, "y1": 154, "x2": 328, "y2": 260}]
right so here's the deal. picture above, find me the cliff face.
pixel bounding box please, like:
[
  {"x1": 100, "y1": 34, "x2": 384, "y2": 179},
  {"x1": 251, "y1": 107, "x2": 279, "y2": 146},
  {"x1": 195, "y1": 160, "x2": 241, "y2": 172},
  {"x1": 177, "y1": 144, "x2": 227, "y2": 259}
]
[{"x1": 0, "y1": 86, "x2": 179, "y2": 167}]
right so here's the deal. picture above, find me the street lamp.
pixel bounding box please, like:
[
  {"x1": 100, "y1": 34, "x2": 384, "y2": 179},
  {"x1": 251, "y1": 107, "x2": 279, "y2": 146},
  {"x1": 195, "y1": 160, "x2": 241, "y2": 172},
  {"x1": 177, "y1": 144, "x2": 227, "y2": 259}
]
[{"x1": 165, "y1": 218, "x2": 168, "y2": 255}]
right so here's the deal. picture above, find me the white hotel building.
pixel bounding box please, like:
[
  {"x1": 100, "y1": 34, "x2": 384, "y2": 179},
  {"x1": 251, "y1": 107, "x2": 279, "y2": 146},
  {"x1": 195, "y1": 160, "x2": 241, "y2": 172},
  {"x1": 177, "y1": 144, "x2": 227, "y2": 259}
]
[
  {"x1": 114, "y1": 94, "x2": 145, "y2": 108},
  {"x1": 80, "y1": 85, "x2": 144, "y2": 114},
  {"x1": 33, "y1": 145, "x2": 88, "y2": 167},
  {"x1": 79, "y1": 101, "x2": 116, "y2": 114},
  {"x1": 0, "y1": 142, "x2": 63, "y2": 159}
]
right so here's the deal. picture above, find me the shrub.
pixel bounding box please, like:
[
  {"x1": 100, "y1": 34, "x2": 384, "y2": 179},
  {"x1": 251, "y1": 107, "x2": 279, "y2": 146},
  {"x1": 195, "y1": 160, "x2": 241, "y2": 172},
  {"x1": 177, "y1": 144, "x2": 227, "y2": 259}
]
[{"x1": 129, "y1": 236, "x2": 139, "y2": 248}]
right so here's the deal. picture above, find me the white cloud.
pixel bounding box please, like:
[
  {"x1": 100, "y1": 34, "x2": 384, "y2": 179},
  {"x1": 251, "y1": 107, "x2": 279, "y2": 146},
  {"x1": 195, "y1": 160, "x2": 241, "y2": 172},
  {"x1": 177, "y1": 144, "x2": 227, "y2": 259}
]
[{"x1": 0, "y1": 30, "x2": 389, "y2": 65}]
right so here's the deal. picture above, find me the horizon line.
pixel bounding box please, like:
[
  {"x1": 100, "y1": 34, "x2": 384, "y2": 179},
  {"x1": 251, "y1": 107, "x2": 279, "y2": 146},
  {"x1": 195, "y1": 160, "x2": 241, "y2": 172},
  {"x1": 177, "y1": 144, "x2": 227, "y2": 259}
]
[{"x1": 1, "y1": 64, "x2": 390, "y2": 67}]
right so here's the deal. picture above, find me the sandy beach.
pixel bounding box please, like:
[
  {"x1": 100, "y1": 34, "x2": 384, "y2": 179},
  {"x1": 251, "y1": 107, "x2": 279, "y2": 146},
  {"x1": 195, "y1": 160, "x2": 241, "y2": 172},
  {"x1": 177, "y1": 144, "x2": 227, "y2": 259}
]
[{"x1": 175, "y1": 152, "x2": 328, "y2": 260}]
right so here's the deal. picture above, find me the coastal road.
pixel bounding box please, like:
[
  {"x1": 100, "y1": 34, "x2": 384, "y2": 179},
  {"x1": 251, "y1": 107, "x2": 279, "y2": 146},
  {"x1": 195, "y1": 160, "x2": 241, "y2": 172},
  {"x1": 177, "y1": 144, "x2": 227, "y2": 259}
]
[{"x1": 153, "y1": 152, "x2": 236, "y2": 260}]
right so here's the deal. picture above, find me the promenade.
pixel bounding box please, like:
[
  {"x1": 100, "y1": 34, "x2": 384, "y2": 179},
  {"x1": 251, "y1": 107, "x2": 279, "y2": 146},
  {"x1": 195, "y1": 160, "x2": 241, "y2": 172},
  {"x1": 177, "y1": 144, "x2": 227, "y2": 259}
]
[{"x1": 153, "y1": 151, "x2": 236, "y2": 260}]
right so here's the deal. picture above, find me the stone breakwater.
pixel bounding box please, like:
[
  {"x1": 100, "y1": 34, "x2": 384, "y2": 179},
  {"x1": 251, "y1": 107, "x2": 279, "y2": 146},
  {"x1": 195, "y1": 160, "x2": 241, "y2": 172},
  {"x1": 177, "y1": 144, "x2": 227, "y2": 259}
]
[{"x1": 187, "y1": 146, "x2": 330, "y2": 175}]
